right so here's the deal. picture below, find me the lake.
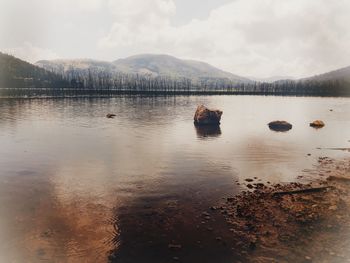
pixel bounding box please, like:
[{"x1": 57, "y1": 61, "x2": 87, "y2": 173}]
[{"x1": 0, "y1": 95, "x2": 349, "y2": 262}]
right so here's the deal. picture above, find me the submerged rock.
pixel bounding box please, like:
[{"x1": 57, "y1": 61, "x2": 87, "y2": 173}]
[
  {"x1": 194, "y1": 105, "x2": 222, "y2": 126},
  {"x1": 268, "y1": 121, "x2": 292, "y2": 131},
  {"x1": 310, "y1": 120, "x2": 325, "y2": 128},
  {"x1": 195, "y1": 125, "x2": 221, "y2": 138},
  {"x1": 106, "y1": 113, "x2": 116, "y2": 118}
]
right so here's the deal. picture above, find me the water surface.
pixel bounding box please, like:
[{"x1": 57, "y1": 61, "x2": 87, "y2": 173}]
[{"x1": 0, "y1": 95, "x2": 349, "y2": 262}]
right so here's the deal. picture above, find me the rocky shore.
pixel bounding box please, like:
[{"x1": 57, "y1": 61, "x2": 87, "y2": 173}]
[{"x1": 210, "y1": 157, "x2": 350, "y2": 263}]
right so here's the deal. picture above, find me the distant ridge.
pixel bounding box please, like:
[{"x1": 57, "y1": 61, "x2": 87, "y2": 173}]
[
  {"x1": 36, "y1": 54, "x2": 250, "y2": 83},
  {"x1": 1, "y1": 51, "x2": 349, "y2": 96},
  {"x1": 302, "y1": 65, "x2": 350, "y2": 82}
]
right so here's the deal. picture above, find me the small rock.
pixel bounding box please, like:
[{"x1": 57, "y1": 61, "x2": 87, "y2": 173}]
[
  {"x1": 329, "y1": 205, "x2": 337, "y2": 211},
  {"x1": 310, "y1": 120, "x2": 325, "y2": 128},
  {"x1": 106, "y1": 113, "x2": 116, "y2": 118},
  {"x1": 305, "y1": 256, "x2": 312, "y2": 261},
  {"x1": 168, "y1": 244, "x2": 182, "y2": 249},
  {"x1": 245, "y1": 178, "x2": 254, "y2": 182},
  {"x1": 268, "y1": 120, "x2": 292, "y2": 131},
  {"x1": 249, "y1": 241, "x2": 256, "y2": 249}
]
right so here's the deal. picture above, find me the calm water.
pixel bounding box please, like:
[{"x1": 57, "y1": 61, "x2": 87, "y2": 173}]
[{"x1": 0, "y1": 95, "x2": 349, "y2": 262}]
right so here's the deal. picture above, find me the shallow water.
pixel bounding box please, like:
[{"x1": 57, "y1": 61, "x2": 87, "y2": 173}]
[{"x1": 0, "y1": 95, "x2": 349, "y2": 262}]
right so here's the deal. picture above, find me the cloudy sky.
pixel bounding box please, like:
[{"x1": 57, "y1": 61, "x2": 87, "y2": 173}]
[{"x1": 1, "y1": 0, "x2": 350, "y2": 78}]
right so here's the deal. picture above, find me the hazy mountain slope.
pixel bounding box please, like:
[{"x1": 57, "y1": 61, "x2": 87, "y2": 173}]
[
  {"x1": 113, "y1": 54, "x2": 249, "y2": 82},
  {"x1": 0, "y1": 52, "x2": 68, "y2": 88},
  {"x1": 302, "y1": 66, "x2": 350, "y2": 82},
  {"x1": 36, "y1": 54, "x2": 250, "y2": 83},
  {"x1": 35, "y1": 59, "x2": 115, "y2": 73}
]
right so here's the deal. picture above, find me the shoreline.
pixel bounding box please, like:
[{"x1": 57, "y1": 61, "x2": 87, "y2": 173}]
[
  {"x1": 208, "y1": 156, "x2": 350, "y2": 262},
  {"x1": 108, "y1": 156, "x2": 350, "y2": 263}
]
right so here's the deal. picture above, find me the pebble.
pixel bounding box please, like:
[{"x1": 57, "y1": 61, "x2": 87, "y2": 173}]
[
  {"x1": 168, "y1": 244, "x2": 182, "y2": 249},
  {"x1": 329, "y1": 205, "x2": 338, "y2": 211}
]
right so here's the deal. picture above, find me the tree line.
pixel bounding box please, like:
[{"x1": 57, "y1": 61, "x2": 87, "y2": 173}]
[
  {"x1": 57, "y1": 68, "x2": 350, "y2": 96},
  {"x1": 1, "y1": 56, "x2": 349, "y2": 97}
]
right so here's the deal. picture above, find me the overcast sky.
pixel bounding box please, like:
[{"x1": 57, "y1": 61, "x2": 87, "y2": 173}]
[{"x1": 1, "y1": 0, "x2": 350, "y2": 78}]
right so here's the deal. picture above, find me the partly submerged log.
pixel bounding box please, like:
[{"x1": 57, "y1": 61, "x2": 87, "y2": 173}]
[
  {"x1": 272, "y1": 186, "x2": 333, "y2": 196},
  {"x1": 194, "y1": 105, "x2": 222, "y2": 126},
  {"x1": 268, "y1": 121, "x2": 292, "y2": 131},
  {"x1": 327, "y1": 175, "x2": 350, "y2": 182},
  {"x1": 310, "y1": 120, "x2": 325, "y2": 128}
]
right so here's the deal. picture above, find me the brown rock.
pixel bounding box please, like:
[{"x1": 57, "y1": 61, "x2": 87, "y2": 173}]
[
  {"x1": 310, "y1": 120, "x2": 325, "y2": 128},
  {"x1": 268, "y1": 121, "x2": 292, "y2": 131},
  {"x1": 106, "y1": 113, "x2": 116, "y2": 118},
  {"x1": 247, "y1": 184, "x2": 254, "y2": 189},
  {"x1": 194, "y1": 105, "x2": 222, "y2": 126}
]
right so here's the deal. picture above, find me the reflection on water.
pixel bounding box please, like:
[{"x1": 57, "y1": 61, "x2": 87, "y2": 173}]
[
  {"x1": 0, "y1": 95, "x2": 349, "y2": 262},
  {"x1": 195, "y1": 124, "x2": 222, "y2": 138}
]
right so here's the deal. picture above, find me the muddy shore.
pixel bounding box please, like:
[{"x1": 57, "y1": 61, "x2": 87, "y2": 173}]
[
  {"x1": 109, "y1": 157, "x2": 350, "y2": 263},
  {"x1": 212, "y1": 157, "x2": 350, "y2": 263}
]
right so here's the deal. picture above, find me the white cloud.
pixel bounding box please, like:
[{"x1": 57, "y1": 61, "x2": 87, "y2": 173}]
[
  {"x1": 100, "y1": 0, "x2": 176, "y2": 49},
  {"x1": 4, "y1": 42, "x2": 59, "y2": 63},
  {"x1": 99, "y1": 0, "x2": 350, "y2": 78},
  {"x1": 1, "y1": 0, "x2": 350, "y2": 77}
]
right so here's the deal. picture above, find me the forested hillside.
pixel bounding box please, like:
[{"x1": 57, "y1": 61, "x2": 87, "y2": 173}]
[
  {"x1": 0, "y1": 52, "x2": 68, "y2": 89},
  {"x1": 36, "y1": 54, "x2": 249, "y2": 83}
]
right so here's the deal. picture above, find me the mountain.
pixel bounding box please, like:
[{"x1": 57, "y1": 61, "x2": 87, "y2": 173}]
[
  {"x1": 4, "y1": 51, "x2": 349, "y2": 96},
  {"x1": 36, "y1": 54, "x2": 250, "y2": 83},
  {"x1": 0, "y1": 52, "x2": 68, "y2": 89},
  {"x1": 35, "y1": 59, "x2": 115, "y2": 74},
  {"x1": 112, "y1": 54, "x2": 249, "y2": 82},
  {"x1": 302, "y1": 66, "x2": 350, "y2": 82}
]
